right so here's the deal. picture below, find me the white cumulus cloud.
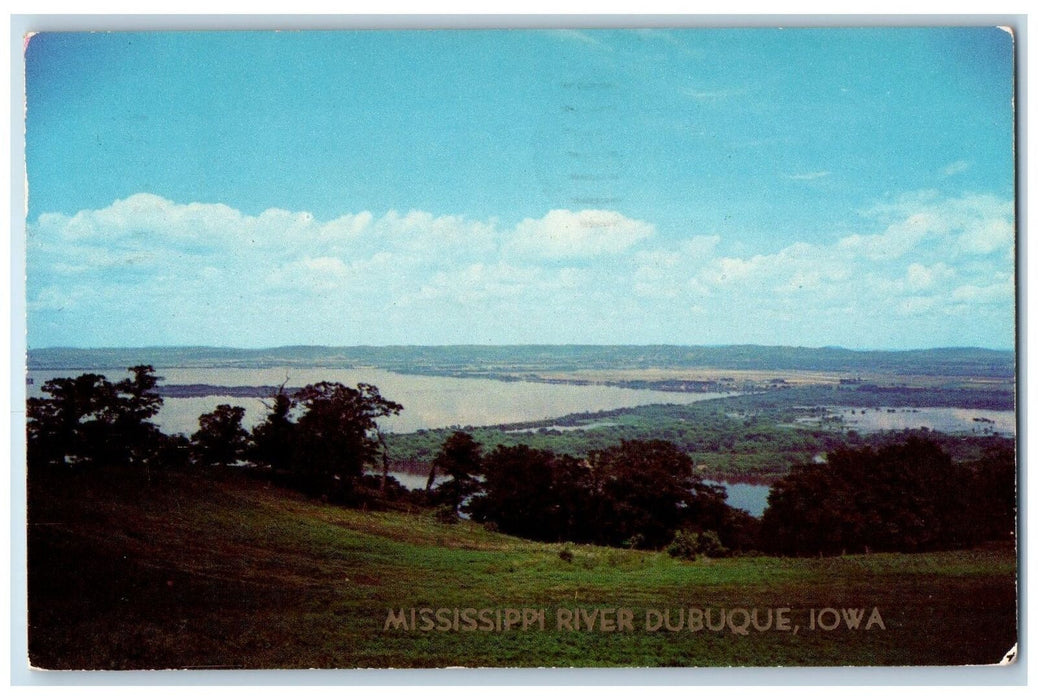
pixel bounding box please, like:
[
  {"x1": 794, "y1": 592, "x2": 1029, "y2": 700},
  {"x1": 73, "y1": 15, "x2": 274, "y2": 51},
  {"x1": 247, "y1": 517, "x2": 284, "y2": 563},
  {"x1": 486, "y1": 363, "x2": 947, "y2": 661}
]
[
  {"x1": 507, "y1": 209, "x2": 653, "y2": 259},
  {"x1": 25, "y1": 190, "x2": 1015, "y2": 349}
]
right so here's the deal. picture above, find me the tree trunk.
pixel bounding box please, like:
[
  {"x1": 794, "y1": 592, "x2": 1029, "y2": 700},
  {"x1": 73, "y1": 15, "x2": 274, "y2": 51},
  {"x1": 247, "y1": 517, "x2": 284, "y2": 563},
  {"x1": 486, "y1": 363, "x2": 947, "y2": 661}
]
[{"x1": 377, "y1": 429, "x2": 389, "y2": 495}]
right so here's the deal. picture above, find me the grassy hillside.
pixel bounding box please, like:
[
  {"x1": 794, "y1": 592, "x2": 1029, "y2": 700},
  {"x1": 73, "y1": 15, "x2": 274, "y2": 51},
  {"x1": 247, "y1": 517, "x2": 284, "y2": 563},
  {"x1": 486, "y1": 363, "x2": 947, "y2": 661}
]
[{"x1": 27, "y1": 469, "x2": 1016, "y2": 669}]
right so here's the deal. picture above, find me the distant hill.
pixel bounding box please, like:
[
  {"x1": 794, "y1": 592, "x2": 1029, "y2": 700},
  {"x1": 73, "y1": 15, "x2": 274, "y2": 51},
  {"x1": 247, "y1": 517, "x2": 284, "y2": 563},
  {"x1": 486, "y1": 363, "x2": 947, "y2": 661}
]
[{"x1": 26, "y1": 344, "x2": 1015, "y2": 378}]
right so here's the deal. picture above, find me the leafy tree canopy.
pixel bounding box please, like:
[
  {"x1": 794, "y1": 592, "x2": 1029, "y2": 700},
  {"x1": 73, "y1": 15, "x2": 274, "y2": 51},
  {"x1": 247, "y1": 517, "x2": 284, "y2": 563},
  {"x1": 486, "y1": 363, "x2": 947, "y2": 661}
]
[
  {"x1": 254, "y1": 382, "x2": 402, "y2": 502},
  {"x1": 192, "y1": 404, "x2": 249, "y2": 469},
  {"x1": 429, "y1": 431, "x2": 483, "y2": 512},
  {"x1": 27, "y1": 365, "x2": 166, "y2": 472},
  {"x1": 760, "y1": 438, "x2": 1010, "y2": 555}
]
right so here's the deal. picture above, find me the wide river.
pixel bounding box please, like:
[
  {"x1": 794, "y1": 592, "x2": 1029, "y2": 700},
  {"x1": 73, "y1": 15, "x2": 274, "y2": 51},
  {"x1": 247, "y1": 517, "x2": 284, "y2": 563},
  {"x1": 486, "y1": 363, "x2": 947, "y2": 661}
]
[{"x1": 26, "y1": 367, "x2": 731, "y2": 436}]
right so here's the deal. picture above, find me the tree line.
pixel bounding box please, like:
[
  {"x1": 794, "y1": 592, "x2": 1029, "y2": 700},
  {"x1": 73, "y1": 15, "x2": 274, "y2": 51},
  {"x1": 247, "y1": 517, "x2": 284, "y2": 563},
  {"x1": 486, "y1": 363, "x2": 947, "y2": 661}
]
[
  {"x1": 28, "y1": 367, "x2": 402, "y2": 503},
  {"x1": 28, "y1": 367, "x2": 1015, "y2": 557},
  {"x1": 429, "y1": 432, "x2": 758, "y2": 553},
  {"x1": 761, "y1": 437, "x2": 1015, "y2": 555}
]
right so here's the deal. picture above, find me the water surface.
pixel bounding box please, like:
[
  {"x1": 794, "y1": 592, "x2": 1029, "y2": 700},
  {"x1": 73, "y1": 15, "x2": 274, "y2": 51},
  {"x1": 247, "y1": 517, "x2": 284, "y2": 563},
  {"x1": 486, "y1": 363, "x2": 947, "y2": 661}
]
[
  {"x1": 797, "y1": 406, "x2": 1015, "y2": 436},
  {"x1": 705, "y1": 479, "x2": 771, "y2": 517},
  {"x1": 27, "y1": 367, "x2": 730, "y2": 436}
]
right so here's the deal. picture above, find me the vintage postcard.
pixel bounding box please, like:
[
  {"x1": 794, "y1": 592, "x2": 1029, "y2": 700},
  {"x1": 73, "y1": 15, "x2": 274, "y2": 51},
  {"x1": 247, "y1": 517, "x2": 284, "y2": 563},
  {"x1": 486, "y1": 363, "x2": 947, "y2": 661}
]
[{"x1": 21, "y1": 24, "x2": 1018, "y2": 673}]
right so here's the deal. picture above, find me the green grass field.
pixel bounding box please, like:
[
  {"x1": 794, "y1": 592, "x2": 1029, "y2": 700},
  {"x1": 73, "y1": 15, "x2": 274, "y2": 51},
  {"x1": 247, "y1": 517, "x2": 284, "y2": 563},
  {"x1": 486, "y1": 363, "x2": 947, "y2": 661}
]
[{"x1": 27, "y1": 469, "x2": 1017, "y2": 670}]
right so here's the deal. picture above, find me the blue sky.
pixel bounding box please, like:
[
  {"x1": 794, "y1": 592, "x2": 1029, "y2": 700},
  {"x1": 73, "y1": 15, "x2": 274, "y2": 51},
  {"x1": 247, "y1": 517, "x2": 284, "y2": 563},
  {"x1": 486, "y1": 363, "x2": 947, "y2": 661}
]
[{"x1": 24, "y1": 28, "x2": 1016, "y2": 349}]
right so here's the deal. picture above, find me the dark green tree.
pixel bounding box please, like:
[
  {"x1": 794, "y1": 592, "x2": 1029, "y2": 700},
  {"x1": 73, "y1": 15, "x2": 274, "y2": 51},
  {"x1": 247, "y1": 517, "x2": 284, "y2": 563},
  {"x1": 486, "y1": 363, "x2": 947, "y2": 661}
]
[
  {"x1": 251, "y1": 390, "x2": 297, "y2": 474},
  {"x1": 430, "y1": 431, "x2": 483, "y2": 513},
  {"x1": 114, "y1": 365, "x2": 163, "y2": 426},
  {"x1": 27, "y1": 373, "x2": 116, "y2": 471},
  {"x1": 109, "y1": 365, "x2": 165, "y2": 470},
  {"x1": 27, "y1": 366, "x2": 167, "y2": 473},
  {"x1": 291, "y1": 382, "x2": 402, "y2": 502},
  {"x1": 963, "y1": 446, "x2": 1016, "y2": 542},
  {"x1": 761, "y1": 438, "x2": 978, "y2": 555},
  {"x1": 466, "y1": 444, "x2": 588, "y2": 541},
  {"x1": 587, "y1": 440, "x2": 728, "y2": 549},
  {"x1": 191, "y1": 404, "x2": 250, "y2": 469},
  {"x1": 465, "y1": 439, "x2": 742, "y2": 549}
]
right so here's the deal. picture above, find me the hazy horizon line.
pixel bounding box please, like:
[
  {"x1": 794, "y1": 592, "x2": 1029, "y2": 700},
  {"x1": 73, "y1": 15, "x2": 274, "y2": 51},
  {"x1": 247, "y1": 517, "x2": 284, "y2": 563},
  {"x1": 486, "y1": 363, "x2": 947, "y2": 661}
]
[{"x1": 26, "y1": 343, "x2": 1016, "y2": 354}]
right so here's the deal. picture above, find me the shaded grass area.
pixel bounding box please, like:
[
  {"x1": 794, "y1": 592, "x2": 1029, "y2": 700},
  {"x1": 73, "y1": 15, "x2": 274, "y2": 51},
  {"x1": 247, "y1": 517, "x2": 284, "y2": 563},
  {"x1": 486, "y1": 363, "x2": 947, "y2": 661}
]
[{"x1": 27, "y1": 470, "x2": 1017, "y2": 669}]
